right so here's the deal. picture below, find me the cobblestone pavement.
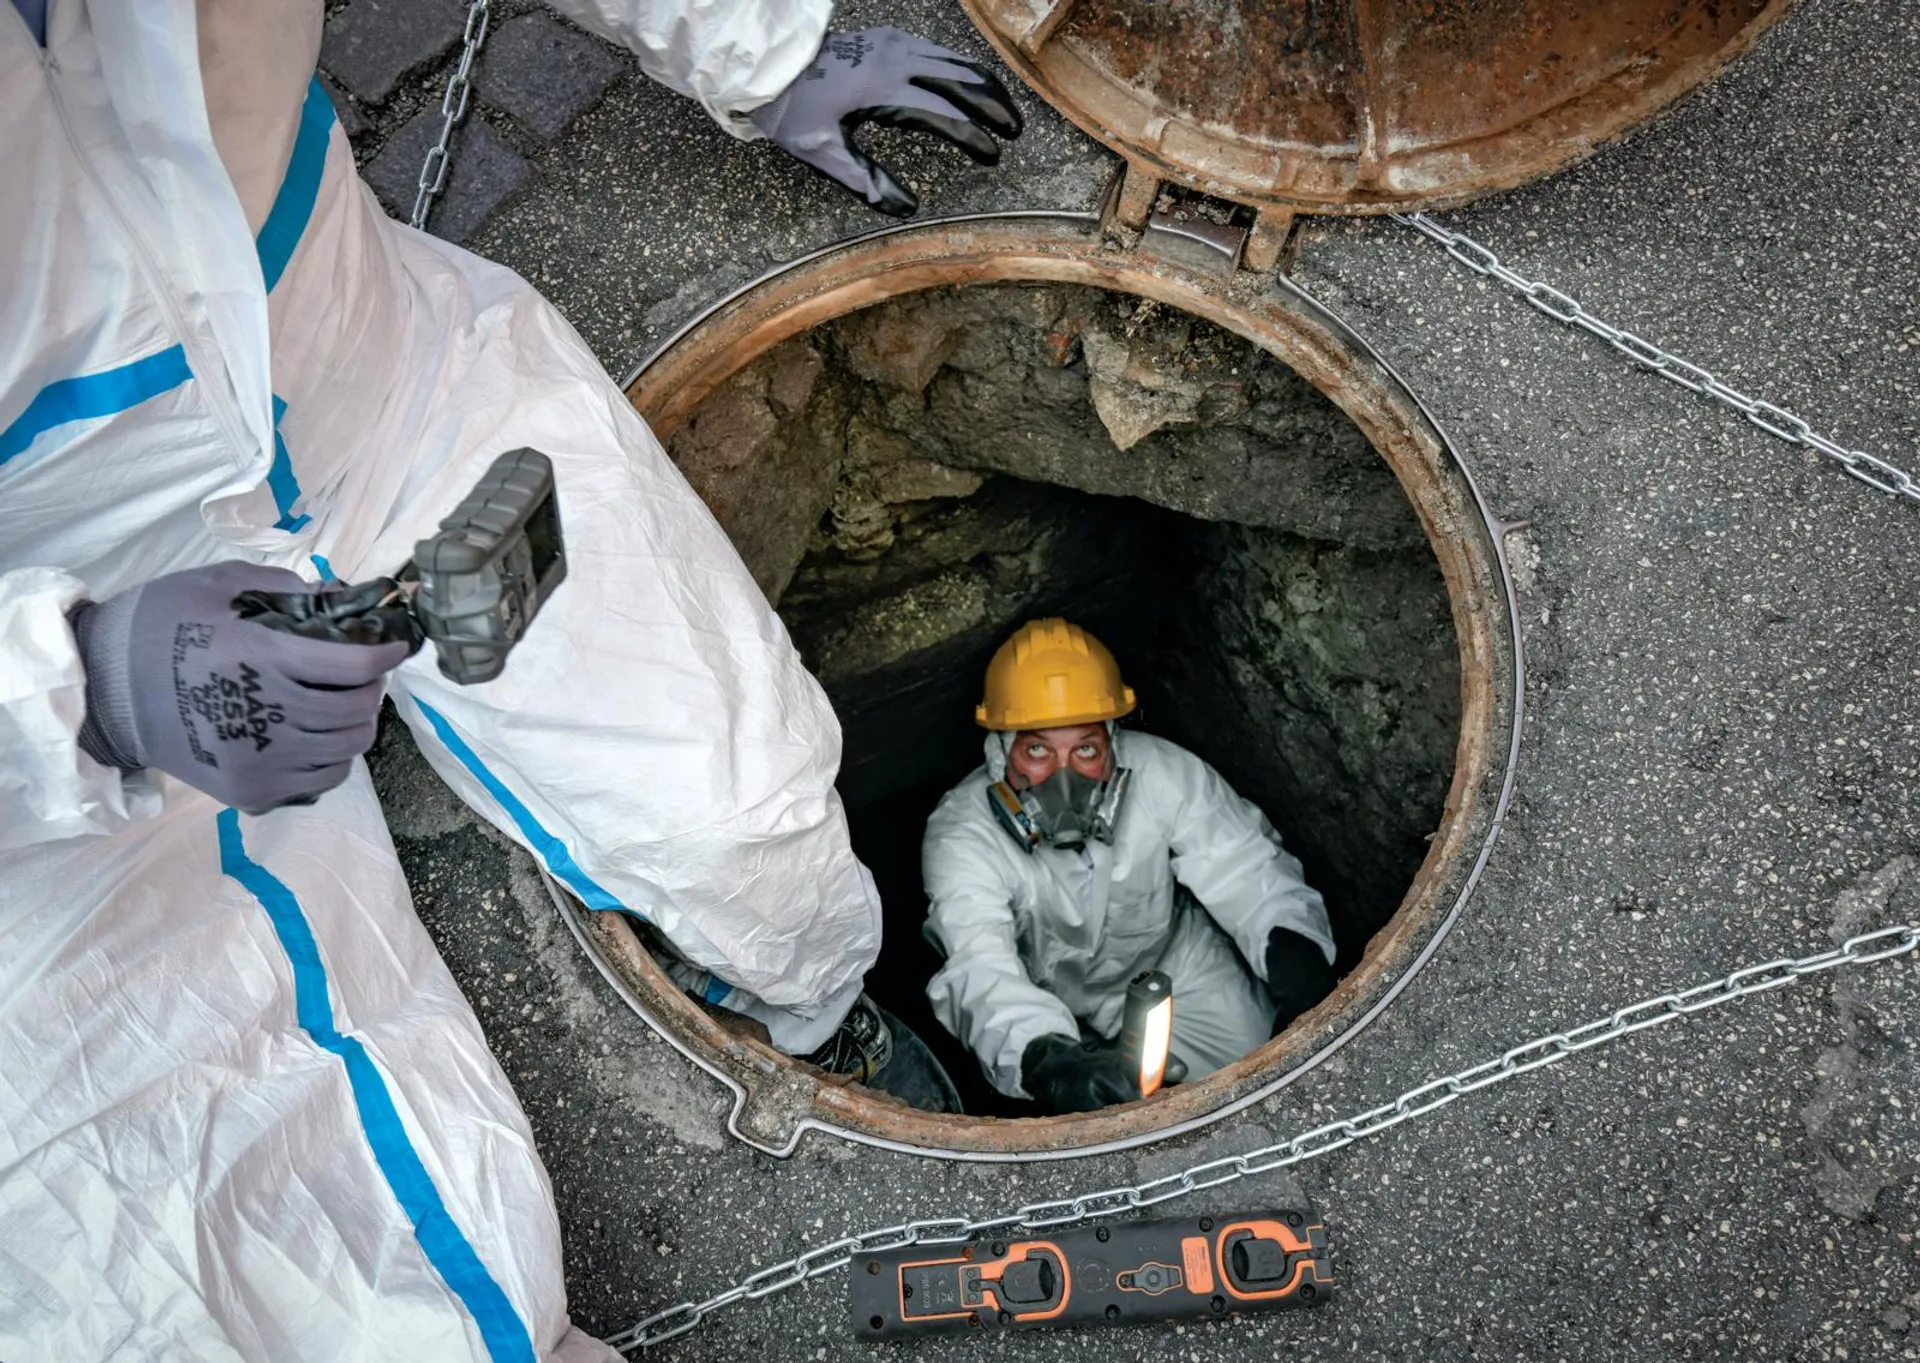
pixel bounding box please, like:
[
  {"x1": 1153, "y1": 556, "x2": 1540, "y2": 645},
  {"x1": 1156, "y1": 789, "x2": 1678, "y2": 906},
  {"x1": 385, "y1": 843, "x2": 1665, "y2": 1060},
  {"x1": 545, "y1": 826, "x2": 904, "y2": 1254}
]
[{"x1": 349, "y1": 1, "x2": 1920, "y2": 1359}]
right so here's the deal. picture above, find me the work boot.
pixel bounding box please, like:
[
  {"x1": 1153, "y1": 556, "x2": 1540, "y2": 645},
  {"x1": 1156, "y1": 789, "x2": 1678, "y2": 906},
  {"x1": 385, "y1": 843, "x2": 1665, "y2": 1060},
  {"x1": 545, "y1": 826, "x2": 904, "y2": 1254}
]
[{"x1": 804, "y1": 994, "x2": 963, "y2": 1114}]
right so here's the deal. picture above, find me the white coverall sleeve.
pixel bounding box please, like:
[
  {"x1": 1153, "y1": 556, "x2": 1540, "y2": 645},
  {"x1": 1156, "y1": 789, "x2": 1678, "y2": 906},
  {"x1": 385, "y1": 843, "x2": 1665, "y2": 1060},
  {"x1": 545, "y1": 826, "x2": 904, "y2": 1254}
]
[
  {"x1": 923, "y1": 805, "x2": 1079, "y2": 1099},
  {"x1": 0, "y1": 568, "x2": 158, "y2": 851},
  {"x1": 543, "y1": 0, "x2": 832, "y2": 137},
  {"x1": 1164, "y1": 745, "x2": 1337, "y2": 976}
]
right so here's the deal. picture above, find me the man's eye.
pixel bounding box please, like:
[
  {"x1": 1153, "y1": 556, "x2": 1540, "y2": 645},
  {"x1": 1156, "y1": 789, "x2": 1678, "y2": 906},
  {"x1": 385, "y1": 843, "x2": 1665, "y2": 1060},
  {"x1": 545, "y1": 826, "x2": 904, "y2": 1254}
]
[
  {"x1": 1024, "y1": 744, "x2": 1049, "y2": 759},
  {"x1": 1074, "y1": 744, "x2": 1098, "y2": 758}
]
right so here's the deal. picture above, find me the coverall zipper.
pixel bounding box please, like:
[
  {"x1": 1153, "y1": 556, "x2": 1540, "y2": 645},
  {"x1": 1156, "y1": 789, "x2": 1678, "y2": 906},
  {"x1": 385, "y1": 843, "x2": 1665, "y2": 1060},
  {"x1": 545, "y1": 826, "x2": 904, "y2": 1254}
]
[{"x1": 40, "y1": 37, "x2": 269, "y2": 486}]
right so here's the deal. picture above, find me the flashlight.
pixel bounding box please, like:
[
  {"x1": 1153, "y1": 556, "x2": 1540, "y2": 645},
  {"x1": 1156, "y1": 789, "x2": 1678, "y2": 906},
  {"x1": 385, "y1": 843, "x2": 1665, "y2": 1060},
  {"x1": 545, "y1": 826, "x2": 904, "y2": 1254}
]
[{"x1": 1120, "y1": 970, "x2": 1174, "y2": 1097}]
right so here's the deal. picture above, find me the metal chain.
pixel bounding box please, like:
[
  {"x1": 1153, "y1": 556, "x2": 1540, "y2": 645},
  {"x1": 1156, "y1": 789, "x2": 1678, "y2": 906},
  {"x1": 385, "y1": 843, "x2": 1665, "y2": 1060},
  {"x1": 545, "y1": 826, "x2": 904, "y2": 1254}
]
[
  {"x1": 408, "y1": 0, "x2": 492, "y2": 231},
  {"x1": 1392, "y1": 212, "x2": 1920, "y2": 505},
  {"x1": 374, "y1": 24, "x2": 1906, "y2": 1343},
  {"x1": 607, "y1": 922, "x2": 1919, "y2": 1351}
]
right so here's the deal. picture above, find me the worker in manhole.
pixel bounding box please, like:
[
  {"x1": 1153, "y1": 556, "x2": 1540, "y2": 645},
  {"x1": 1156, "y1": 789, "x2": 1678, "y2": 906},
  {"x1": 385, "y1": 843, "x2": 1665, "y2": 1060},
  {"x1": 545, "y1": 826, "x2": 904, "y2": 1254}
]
[
  {"x1": 922, "y1": 620, "x2": 1341, "y2": 1113},
  {"x1": 0, "y1": 4, "x2": 1014, "y2": 1360}
]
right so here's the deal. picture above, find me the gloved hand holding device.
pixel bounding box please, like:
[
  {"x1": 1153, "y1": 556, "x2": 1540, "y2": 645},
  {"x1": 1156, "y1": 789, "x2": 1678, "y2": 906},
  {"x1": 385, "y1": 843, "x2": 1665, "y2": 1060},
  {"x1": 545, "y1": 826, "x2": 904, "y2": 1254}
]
[
  {"x1": 750, "y1": 27, "x2": 1023, "y2": 217},
  {"x1": 68, "y1": 561, "x2": 415, "y2": 815},
  {"x1": 1266, "y1": 926, "x2": 1338, "y2": 1036},
  {"x1": 1020, "y1": 1030, "x2": 1141, "y2": 1115},
  {"x1": 67, "y1": 449, "x2": 564, "y2": 815}
]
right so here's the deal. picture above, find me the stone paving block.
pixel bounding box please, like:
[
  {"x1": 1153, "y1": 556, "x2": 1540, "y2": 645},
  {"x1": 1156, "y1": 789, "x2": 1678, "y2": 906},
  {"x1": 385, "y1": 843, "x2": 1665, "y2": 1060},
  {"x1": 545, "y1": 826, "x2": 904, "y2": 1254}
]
[
  {"x1": 317, "y1": 74, "x2": 371, "y2": 139},
  {"x1": 321, "y1": 0, "x2": 468, "y2": 105},
  {"x1": 362, "y1": 110, "x2": 531, "y2": 246},
  {"x1": 476, "y1": 12, "x2": 625, "y2": 143}
]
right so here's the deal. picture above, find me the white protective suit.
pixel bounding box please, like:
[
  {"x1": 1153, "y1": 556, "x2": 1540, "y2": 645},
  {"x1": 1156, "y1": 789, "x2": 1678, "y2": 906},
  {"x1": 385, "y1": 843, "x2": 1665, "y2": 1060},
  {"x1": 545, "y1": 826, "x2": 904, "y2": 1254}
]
[
  {"x1": 923, "y1": 731, "x2": 1336, "y2": 1099},
  {"x1": 0, "y1": 1, "x2": 875, "y2": 1358}
]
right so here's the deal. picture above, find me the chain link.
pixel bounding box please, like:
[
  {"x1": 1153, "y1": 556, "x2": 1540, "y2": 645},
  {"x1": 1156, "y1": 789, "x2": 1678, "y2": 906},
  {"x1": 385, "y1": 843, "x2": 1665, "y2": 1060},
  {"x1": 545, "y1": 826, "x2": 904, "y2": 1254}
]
[
  {"x1": 607, "y1": 923, "x2": 1919, "y2": 1351},
  {"x1": 409, "y1": 0, "x2": 492, "y2": 231},
  {"x1": 379, "y1": 28, "x2": 1909, "y2": 1346},
  {"x1": 1392, "y1": 212, "x2": 1920, "y2": 505}
]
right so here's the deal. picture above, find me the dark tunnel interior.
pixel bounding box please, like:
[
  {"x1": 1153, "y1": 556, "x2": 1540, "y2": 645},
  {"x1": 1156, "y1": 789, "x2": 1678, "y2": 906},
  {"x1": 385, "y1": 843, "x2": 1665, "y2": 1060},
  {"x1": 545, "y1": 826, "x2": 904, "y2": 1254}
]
[{"x1": 664, "y1": 282, "x2": 1462, "y2": 1115}]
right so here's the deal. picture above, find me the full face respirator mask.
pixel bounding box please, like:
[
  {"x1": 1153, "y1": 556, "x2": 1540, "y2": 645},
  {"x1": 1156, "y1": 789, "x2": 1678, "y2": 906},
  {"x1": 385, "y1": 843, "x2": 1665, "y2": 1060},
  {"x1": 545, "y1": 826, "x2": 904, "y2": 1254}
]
[{"x1": 987, "y1": 736, "x2": 1131, "y2": 853}]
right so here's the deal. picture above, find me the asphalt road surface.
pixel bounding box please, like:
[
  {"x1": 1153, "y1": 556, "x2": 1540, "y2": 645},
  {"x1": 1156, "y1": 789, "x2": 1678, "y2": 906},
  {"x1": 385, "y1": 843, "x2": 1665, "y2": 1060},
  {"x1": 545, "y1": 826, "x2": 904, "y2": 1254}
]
[{"x1": 347, "y1": 1, "x2": 1920, "y2": 1357}]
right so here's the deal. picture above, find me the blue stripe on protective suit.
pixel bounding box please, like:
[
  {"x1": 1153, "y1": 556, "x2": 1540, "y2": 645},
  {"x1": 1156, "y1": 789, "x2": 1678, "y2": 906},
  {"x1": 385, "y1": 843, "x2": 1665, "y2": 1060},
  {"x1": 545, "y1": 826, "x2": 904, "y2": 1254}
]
[
  {"x1": 0, "y1": 83, "x2": 329, "y2": 482},
  {"x1": 0, "y1": 344, "x2": 193, "y2": 467},
  {"x1": 267, "y1": 396, "x2": 311, "y2": 532},
  {"x1": 216, "y1": 810, "x2": 536, "y2": 1363},
  {"x1": 256, "y1": 77, "x2": 335, "y2": 292},
  {"x1": 253, "y1": 82, "x2": 334, "y2": 532},
  {"x1": 411, "y1": 698, "x2": 627, "y2": 912}
]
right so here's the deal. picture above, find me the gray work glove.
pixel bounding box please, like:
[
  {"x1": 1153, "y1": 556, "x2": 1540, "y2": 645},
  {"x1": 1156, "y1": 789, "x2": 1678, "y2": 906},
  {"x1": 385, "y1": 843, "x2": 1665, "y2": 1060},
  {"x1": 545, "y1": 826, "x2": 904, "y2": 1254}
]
[
  {"x1": 749, "y1": 27, "x2": 1023, "y2": 218},
  {"x1": 67, "y1": 561, "x2": 412, "y2": 814}
]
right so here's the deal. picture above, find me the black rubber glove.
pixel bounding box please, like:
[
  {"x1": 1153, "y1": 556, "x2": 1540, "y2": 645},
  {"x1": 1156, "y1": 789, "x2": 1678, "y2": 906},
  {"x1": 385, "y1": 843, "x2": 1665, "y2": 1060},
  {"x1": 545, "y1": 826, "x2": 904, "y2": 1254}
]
[
  {"x1": 230, "y1": 575, "x2": 423, "y2": 651},
  {"x1": 68, "y1": 562, "x2": 414, "y2": 815},
  {"x1": 1019, "y1": 1031, "x2": 1139, "y2": 1114},
  {"x1": 749, "y1": 28, "x2": 1023, "y2": 217},
  {"x1": 1266, "y1": 927, "x2": 1338, "y2": 1037}
]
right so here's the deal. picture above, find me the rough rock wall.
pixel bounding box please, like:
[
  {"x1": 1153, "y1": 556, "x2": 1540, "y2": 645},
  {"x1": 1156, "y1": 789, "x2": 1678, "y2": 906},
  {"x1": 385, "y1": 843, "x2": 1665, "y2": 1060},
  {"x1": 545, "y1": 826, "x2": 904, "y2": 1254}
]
[
  {"x1": 779, "y1": 478, "x2": 1187, "y2": 808},
  {"x1": 662, "y1": 339, "x2": 844, "y2": 603},
  {"x1": 836, "y1": 286, "x2": 1420, "y2": 550},
  {"x1": 664, "y1": 282, "x2": 1458, "y2": 927},
  {"x1": 1153, "y1": 528, "x2": 1463, "y2": 949}
]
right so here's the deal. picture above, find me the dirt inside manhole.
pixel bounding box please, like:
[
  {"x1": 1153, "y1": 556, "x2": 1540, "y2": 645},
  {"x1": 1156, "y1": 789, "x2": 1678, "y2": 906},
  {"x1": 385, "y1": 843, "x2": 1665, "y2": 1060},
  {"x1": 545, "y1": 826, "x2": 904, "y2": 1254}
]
[
  {"x1": 669, "y1": 282, "x2": 1458, "y2": 1116},
  {"x1": 599, "y1": 220, "x2": 1515, "y2": 1156}
]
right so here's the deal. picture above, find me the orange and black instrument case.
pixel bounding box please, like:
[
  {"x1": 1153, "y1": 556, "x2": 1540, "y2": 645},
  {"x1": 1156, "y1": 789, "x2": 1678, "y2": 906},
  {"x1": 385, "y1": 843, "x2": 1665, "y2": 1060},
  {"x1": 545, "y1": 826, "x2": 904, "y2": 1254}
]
[{"x1": 849, "y1": 1209, "x2": 1332, "y2": 1338}]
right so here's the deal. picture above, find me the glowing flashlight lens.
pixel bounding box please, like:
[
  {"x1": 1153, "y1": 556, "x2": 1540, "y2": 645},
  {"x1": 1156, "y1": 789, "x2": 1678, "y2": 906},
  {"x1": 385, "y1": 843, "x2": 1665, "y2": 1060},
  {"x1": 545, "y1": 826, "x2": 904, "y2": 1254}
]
[{"x1": 1138, "y1": 996, "x2": 1173, "y2": 1096}]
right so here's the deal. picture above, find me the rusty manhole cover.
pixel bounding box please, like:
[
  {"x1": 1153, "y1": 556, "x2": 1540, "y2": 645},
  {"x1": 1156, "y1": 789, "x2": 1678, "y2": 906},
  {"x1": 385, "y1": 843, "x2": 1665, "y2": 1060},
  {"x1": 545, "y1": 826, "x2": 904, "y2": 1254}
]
[{"x1": 961, "y1": 0, "x2": 1792, "y2": 213}]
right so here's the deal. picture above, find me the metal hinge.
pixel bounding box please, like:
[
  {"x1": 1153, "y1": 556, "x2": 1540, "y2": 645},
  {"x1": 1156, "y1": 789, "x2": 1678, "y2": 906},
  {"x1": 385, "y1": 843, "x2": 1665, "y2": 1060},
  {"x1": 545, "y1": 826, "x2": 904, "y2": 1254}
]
[{"x1": 1101, "y1": 162, "x2": 1300, "y2": 277}]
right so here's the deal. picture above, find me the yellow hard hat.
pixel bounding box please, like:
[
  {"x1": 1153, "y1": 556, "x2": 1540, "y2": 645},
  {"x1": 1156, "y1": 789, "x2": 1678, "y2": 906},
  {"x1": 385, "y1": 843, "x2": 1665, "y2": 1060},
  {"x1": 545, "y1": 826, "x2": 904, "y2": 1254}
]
[{"x1": 975, "y1": 618, "x2": 1137, "y2": 730}]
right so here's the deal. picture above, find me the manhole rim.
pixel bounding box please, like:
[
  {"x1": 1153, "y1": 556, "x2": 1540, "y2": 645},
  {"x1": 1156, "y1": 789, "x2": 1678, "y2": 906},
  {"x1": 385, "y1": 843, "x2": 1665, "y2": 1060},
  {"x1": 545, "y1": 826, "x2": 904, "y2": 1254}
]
[{"x1": 576, "y1": 211, "x2": 1526, "y2": 1161}]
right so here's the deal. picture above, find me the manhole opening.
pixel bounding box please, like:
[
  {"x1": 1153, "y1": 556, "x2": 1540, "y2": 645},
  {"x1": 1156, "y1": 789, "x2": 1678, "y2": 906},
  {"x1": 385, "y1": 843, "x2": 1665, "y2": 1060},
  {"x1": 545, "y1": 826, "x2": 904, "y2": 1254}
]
[
  {"x1": 605, "y1": 220, "x2": 1514, "y2": 1156},
  {"x1": 701, "y1": 283, "x2": 1458, "y2": 1117}
]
